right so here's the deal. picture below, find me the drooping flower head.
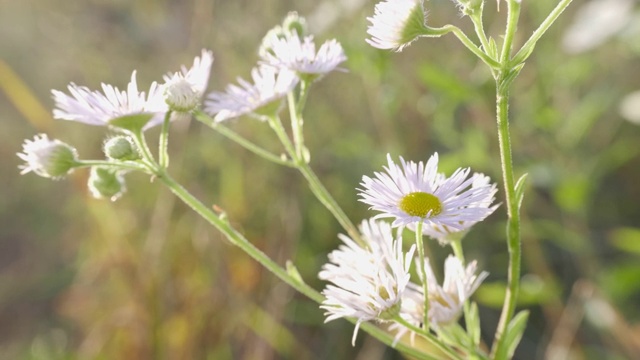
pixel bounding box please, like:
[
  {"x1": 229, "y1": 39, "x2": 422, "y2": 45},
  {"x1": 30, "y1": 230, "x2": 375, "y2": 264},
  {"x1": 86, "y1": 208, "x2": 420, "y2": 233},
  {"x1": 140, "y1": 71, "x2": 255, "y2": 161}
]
[
  {"x1": 390, "y1": 255, "x2": 488, "y2": 342},
  {"x1": 366, "y1": 0, "x2": 428, "y2": 51},
  {"x1": 52, "y1": 71, "x2": 168, "y2": 132},
  {"x1": 261, "y1": 34, "x2": 347, "y2": 79},
  {"x1": 163, "y1": 49, "x2": 214, "y2": 112},
  {"x1": 17, "y1": 134, "x2": 78, "y2": 179},
  {"x1": 358, "y1": 153, "x2": 498, "y2": 241},
  {"x1": 205, "y1": 65, "x2": 298, "y2": 122},
  {"x1": 319, "y1": 219, "x2": 416, "y2": 345}
]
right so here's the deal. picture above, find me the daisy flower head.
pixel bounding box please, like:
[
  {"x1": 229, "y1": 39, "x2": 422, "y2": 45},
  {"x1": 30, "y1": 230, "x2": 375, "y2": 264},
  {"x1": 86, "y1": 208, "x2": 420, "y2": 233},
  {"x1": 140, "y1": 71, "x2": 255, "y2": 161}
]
[
  {"x1": 366, "y1": 0, "x2": 428, "y2": 51},
  {"x1": 358, "y1": 153, "x2": 498, "y2": 240},
  {"x1": 52, "y1": 71, "x2": 168, "y2": 132},
  {"x1": 390, "y1": 255, "x2": 488, "y2": 341},
  {"x1": 319, "y1": 219, "x2": 416, "y2": 345},
  {"x1": 205, "y1": 65, "x2": 298, "y2": 122},
  {"x1": 163, "y1": 49, "x2": 214, "y2": 112},
  {"x1": 261, "y1": 34, "x2": 347, "y2": 79},
  {"x1": 17, "y1": 134, "x2": 78, "y2": 179}
]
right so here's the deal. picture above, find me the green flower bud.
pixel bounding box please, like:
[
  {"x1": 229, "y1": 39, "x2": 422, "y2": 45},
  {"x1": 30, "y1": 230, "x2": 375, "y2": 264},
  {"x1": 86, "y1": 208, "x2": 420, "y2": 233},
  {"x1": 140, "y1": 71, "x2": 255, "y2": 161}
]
[
  {"x1": 88, "y1": 167, "x2": 126, "y2": 201},
  {"x1": 103, "y1": 136, "x2": 140, "y2": 161},
  {"x1": 282, "y1": 11, "x2": 307, "y2": 38}
]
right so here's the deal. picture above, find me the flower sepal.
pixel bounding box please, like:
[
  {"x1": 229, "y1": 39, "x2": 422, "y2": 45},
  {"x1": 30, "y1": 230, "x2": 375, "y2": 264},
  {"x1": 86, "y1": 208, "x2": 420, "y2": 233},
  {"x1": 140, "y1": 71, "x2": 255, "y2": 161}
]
[{"x1": 108, "y1": 113, "x2": 156, "y2": 133}]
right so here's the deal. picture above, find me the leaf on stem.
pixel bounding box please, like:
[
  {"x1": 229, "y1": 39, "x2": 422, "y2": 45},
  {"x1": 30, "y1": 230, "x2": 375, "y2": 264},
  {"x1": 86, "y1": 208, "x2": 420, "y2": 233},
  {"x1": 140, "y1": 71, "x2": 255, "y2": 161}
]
[
  {"x1": 514, "y1": 173, "x2": 528, "y2": 212},
  {"x1": 494, "y1": 310, "x2": 529, "y2": 360}
]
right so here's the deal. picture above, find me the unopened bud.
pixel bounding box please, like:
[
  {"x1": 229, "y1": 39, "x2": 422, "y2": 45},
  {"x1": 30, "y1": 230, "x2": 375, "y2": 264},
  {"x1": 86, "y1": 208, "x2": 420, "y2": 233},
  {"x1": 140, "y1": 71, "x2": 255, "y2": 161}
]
[
  {"x1": 103, "y1": 136, "x2": 139, "y2": 161},
  {"x1": 88, "y1": 167, "x2": 126, "y2": 201}
]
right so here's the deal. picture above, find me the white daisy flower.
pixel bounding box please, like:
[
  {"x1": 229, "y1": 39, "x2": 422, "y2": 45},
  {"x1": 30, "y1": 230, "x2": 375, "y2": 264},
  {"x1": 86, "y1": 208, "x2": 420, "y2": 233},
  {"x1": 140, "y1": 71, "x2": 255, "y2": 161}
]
[
  {"x1": 390, "y1": 255, "x2": 488, "y2": 342},
  {"x1": 17, "y1": 134, "x2": 78, "y2": 179},
  {"x1": 261, "y1": 34, "x2": 347, "y2": 77},
  {"x1": 319, "y1": 219, "x2": 416, "y2": 345},
  {"x1": 163, "y1": 49, "x2": 214, "y2": 112},
  {"x1": 205, "y1": 65, "x2": 298, "y2": 122},
  {"x1": 52, "y1": 71, "x2": 168, "y2": 131},
  {"x1": 366, "y1": 0, "x2": 428, "y2": 51},
  {"x1": 358, "y1": 153, "x2": 498, "y2": 239}
]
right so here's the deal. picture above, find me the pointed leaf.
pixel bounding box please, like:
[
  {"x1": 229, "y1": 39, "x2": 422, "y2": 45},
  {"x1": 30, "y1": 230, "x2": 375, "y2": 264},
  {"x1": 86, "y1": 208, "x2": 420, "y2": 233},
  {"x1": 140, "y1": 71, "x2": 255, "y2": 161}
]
[
  {"x1": 495, "y1": 310, "x2": 529, "y2": 360},
  {"x1": 514, "y1": 173, "x2": 529, "y2": 212}
]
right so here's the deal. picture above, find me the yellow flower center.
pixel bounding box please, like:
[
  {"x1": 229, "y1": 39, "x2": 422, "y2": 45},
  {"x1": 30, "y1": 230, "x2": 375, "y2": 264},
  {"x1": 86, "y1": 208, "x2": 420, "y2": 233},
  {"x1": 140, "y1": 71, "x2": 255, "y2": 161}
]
[{"x1": 399, "y1": 192, "x2": 442, "y2": 218}]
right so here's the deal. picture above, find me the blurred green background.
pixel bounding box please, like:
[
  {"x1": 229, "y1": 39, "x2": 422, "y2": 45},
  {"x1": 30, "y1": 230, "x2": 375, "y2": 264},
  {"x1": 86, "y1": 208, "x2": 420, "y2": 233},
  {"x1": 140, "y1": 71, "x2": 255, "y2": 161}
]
[{"x1": 2, "y1": 0, "x2": 640, "y2": 359}]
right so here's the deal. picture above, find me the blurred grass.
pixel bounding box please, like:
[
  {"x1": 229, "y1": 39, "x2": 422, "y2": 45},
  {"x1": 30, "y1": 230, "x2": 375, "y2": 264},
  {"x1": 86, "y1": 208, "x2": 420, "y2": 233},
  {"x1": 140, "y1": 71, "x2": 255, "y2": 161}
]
[{"x1": 2, "y1": 0, "x2": 640, "y2": 359}]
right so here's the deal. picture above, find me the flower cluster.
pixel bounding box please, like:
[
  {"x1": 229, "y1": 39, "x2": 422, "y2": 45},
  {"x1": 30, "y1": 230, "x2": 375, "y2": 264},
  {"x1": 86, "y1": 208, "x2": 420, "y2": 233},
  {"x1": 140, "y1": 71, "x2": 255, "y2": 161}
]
[
  {"x1": 205, "y1": 12, "x2": 346, "y2": 122},
  {"x1": 320, "y1": 153, "x2": 495, "y2": 345}
]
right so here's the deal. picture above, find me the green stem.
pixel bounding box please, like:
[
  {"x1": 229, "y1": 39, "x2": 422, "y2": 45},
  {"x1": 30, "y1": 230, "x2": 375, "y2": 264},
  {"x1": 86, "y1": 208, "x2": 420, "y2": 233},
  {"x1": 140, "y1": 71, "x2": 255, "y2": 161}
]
[
  {"x1": 74, "y1": 160, "x2": 149, "y2": 172},
  {"x1": 157, "y1": 170, "x2": 436, "y2": 360},
  {"x1": 159, "y1": 111, "x2": 172, "y2": 169},
  {"x1": 413, "y1": 221, "x2": 430, "y2": 331},
  {"x1": 426, "y1": 25, "x2": 499, "y2": 69},
  {"x1": 499, "y1": 0, "x2": 522, "y2": 64},
  {"x1": 288, "y1": 79, "x2": 310, "y2": 160},
  {"x1": 394, "y1": 316, "x2": 463, "y2": 360},
  {"x1": 511, "y1": 0, "x2": 574, "y2": 65},
  {"x1": 490, "y1": 77, "x2": 522, "y2": 358},
  {"x1": 131, "y1": 131, "x2": 160, "y2": 172},
  {"x1": 469, "y1": 4, "x2": 491, "y2": 54},
  {"x1": 296, "y1": 161, "x2": 363, "y2": 246},
  {"x1": 194, "y1": 111, "x2": 295, "y2": 168},
  {"x1": 450, "y1": 238, "x2": 473, "y2": 338}
]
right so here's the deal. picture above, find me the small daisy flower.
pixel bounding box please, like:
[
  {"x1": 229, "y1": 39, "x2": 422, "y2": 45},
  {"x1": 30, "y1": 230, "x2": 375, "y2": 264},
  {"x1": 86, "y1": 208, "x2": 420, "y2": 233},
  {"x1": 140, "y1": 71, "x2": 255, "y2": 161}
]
[
  {"x1": 52, "y1": 71, "x2": 168, "y2": 131},
  {"x1": 258, "y1": 12, "x2": 308, "y2": 59},
  {"x1": 319, "y1": 219, "x2": 416, "y2": 345},
  {"x1": 359, "y1": 153, "x2": 498, "y2": 240},
  {"x1": 17, "y1": 134, "x2": 78, "y2": 179},
  {"x1": 205, "y1": 65, "x2": 298, "y2": 122},
  {"x1": 163, "y1": 49, "x2": 214, "y2": 112},
  {"x1": 366, "y1": 0, "x2": 428, "y2": 51},
  {"x1": 261, "y1": 34, "x2": 347, "y2": 78},
  {"x1": 390, "y1": 255, "x2": 488, "y2": 341}
]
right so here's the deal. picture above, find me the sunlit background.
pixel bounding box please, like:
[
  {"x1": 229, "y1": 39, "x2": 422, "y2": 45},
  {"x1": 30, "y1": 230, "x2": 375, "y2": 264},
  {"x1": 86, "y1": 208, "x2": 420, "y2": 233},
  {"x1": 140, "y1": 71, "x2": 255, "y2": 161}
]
[{"x1": 2, "y1": 0, "x2": 640, "y2": 358}]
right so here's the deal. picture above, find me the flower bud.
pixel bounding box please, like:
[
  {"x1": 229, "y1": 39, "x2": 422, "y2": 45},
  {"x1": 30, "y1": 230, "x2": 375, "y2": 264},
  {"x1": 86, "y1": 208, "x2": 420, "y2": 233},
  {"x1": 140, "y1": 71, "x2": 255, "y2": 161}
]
[
  {"x1": 282, "y1": 11, "x2": 307, "y2": 38},
  {"x1": 103, "y1": 136, "x2": 139, "y2": 161},
  {"x1": 164, "y1": 77, "x2": 201, "y2": 112},
  {"x1": 88, "y1": 167, "x2": 126, "y2": 201},
  {"x1": 17, "y1": 134, "x2": 78, "y2": 179}
]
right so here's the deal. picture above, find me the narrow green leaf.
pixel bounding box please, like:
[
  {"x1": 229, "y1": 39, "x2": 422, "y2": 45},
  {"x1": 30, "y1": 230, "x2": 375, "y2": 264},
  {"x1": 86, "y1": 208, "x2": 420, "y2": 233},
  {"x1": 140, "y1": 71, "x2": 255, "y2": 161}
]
[
  {"x1": 514, "y1": 173, "x2": 529, "y2": 212},
  {"x1": 286, "y1": 260, "x2": 303, "y2": 283},
  {"x1": 467, "y1": 302, "x2": 482, "y2": 347},
  {"x1": 495, "y1": 310, "x2": 529, "y2": 360}
]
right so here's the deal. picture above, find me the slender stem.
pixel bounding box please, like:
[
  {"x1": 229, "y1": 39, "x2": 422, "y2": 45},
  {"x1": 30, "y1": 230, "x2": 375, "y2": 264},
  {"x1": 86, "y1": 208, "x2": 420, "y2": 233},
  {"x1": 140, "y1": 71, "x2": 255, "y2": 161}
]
[
  {"x1": 469, "y1": 4, "x2": 491, "y2": 54},
  {"x1": 194, "y1": 111, "x2": 295, "y2": 167},
  {"x1": 267, "y1": 115, "x2": 298, "y2": 162},
  {"x1": 499, "y1": 0, "x2": 521, "y2": 64},
  {"x1": 427, "y1": 25, "x2": 500, "y2": 69},
  {"x1": 74, "y1": 160, "x2": 149, "y2": 172},
  {"x1": 158, "y1": 170, "x2": 323, "y2": 302},
  {"x1": 159, "y1": 111, "x2": 172, "y2": 169},
  {"x1": 413, "y1": 221, "x2": 430, "y2": 330},
  {"x1": 288, "y1": 79, "x2": 310, "y2": 160},
  {"x1": 511, "y1": 0, "x2": 574, "y2": 65},
  {"x1": 490, "y1": 78, "x2": 522, "y2": 357},
  {"x1": 131, "y1": 131, "x2": 160, "y2": 172},
  {"x1": 394, "y1": 316, "x2": 463, "y2": 360},
  {"x1": 296, "y1": 161, "x2": 363, "y2": 246},
  {"x1": 450, "y1": 238, "x2": 473, "y2": 336}
]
